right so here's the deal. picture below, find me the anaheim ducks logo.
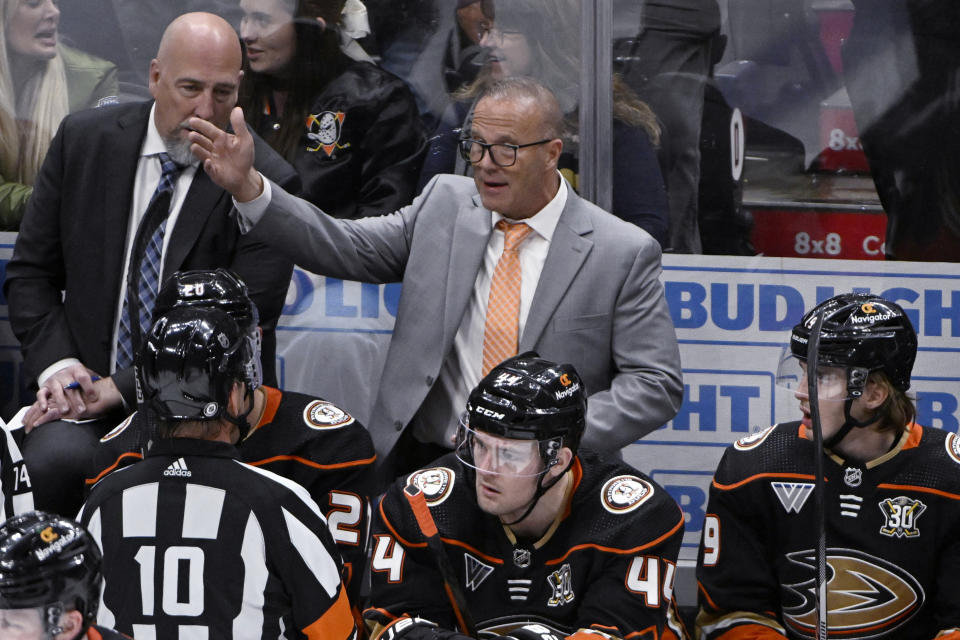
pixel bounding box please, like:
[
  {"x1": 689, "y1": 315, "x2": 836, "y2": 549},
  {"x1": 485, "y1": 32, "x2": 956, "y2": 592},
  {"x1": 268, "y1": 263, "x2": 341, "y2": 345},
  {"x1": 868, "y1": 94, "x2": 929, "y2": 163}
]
[
  {"x1": 781, "y1": 548, "x2": 923, "y2": 638},
  {"x1": 601, "y1": 475, "x2": 653, "y2": 514},
  {"x1": 734, "y1": 425, "x2": 776, "y2": 451},
  {"x1": 306, "y1": 111, "x2": 349, "y2": 156},
  {"x1": 407, "y1": 467, "x2": 455, "y2": 506},
  {"x1": 101, "y1": 413, "x2": 135, "y2": 442},
  {"x1": 303, "y1": 400, "x2": 355, "y2": 429},
  {"x1": 945, "y1": 432, "x2": 960, "y2": 465}
]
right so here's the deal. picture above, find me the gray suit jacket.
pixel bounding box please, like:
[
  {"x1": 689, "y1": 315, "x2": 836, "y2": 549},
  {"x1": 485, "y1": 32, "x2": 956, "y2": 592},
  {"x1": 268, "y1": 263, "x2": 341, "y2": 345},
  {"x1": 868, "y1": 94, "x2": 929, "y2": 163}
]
[{"x1": 254, "y1": 174, "x2": 682, "y2": 474}]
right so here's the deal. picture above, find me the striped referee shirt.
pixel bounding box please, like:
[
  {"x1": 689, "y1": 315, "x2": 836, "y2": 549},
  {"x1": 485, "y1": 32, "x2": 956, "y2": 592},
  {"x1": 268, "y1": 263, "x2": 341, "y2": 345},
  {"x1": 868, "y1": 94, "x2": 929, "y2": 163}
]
[
  {"x1": 0, "y1": 416, "x2": 34, "y2": 519},
  {"x1": 79, "y1": 438, "x2": 357, "y2": 640}
]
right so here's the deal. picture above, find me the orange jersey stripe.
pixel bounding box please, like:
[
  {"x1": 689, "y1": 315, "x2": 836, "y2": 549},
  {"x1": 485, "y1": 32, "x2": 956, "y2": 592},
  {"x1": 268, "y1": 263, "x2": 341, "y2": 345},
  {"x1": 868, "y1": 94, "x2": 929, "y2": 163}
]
[
  {"x1": 85, "y1": 452, "x2": 144, "y2": 486},
  {"x1": 378, "y1": 497, "x2": 505, "y2": 565},
  {"x1": 302, "y1": 587, "x2": 355, "y2": 640},
  {"x1": 622, "y1": 625, "x2": 657, "y2": 639},
  {"x1": 713, "y1": 623, "x2": 787, "y2": 640},
  {"x1": 713, "y1": 472, "x2": 820, "y2": 492},
  {"x1": 546, "y1": 517, "x2": 684, "y2": 565},
  {"x1": 876, "y1": 482, "x2": 960, "y2": 501},
  {"x1": 247, "y1": 453, "x2": 376, "y2": 470},
  {"x1": 698, "y1": 581, "x2": 720, "y2": 612}
]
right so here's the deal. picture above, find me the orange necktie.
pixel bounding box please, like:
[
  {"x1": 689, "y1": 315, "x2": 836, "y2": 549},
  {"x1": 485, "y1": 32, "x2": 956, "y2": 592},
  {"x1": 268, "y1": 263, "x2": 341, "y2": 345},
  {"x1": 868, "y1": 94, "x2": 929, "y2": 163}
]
[{"x1": 482, "y1": 220, "x2": 534, "y2": 376}]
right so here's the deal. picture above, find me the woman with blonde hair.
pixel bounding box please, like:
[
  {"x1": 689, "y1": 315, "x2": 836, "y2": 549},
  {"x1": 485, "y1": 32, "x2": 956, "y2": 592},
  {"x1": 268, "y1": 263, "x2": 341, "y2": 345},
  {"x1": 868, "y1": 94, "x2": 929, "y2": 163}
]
[{"x1": 0, "y1": 0, "x2": 117, "y2": 229}]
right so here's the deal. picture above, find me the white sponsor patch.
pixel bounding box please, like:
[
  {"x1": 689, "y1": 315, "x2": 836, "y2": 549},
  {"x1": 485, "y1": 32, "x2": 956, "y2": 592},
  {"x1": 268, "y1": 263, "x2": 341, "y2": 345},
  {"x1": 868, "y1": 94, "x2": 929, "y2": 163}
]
[
  {"x1": 303, "y1": 400, "x2": 355, "y2": 429},
  {"x1": 101, "y1": 413, "x2": 135, "y2": 442},
  {"x1": 406, "y1": 466, "x2": 455, "y2": 506},
  {"x1": 601, "y1": 475, "x2": 653, "y2": 514},
  {"x1": 734, "y1": 425, "x2": 776, "y2": 451}
]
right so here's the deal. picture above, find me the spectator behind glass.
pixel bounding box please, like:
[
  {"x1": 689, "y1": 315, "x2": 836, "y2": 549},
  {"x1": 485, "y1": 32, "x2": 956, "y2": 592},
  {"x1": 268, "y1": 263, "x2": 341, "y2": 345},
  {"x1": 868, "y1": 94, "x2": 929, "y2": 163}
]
[
  {"x1": 0, "y1": 0, "x2": 116, "y2": 230},
  {"x1": 238, "y1": 0, "x2": 427, "y2": 219},
  {"x1": 419, "y1": 0, "x2": 669, "y2": 245}
]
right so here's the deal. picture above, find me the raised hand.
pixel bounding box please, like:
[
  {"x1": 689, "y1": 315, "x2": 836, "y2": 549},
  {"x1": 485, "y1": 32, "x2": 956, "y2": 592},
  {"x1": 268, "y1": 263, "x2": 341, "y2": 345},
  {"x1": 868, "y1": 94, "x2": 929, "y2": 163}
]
[{"x1": 188, "y1": 106, "x2": 264, "y2": 202}]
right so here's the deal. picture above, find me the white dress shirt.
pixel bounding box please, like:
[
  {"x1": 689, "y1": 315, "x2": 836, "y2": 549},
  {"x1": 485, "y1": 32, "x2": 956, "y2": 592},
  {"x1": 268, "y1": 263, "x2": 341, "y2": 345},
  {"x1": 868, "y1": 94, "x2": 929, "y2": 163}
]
[{"x1": 414, "y1": 178, "x2": 568, "y2": 447}]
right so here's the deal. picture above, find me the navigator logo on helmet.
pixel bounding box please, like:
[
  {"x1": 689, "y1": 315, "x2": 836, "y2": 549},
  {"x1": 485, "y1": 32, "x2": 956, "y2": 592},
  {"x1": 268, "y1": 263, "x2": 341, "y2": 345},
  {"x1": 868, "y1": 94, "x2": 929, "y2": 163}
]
[
  {"x1": 0, "y1": 511, "x2": 102, "y2": 639},
  {"x1": 780, "y1": 292, "x2": 918, "y2": 447}
]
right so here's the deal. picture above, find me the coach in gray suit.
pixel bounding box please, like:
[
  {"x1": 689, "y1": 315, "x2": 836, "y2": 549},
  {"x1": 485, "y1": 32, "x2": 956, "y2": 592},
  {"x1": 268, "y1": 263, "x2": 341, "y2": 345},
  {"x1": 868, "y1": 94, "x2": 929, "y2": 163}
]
[{"x1": 190, "y1": 76, "x2": 682, "y2": 483}]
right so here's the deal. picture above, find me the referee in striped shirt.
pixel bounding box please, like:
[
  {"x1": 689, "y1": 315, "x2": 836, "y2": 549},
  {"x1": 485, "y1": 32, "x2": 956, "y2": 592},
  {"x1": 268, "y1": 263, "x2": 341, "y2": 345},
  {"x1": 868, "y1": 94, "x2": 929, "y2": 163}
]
[{"x1": 79, "y1": 305, "x2": 356, "y2": 640}]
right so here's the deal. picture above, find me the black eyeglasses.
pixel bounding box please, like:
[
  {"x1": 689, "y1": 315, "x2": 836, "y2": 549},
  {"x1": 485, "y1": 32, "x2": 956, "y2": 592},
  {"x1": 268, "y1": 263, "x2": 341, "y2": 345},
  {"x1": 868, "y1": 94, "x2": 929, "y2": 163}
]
[{"x1": 458, "y1": 138, "x2": 552, "y2": 167}]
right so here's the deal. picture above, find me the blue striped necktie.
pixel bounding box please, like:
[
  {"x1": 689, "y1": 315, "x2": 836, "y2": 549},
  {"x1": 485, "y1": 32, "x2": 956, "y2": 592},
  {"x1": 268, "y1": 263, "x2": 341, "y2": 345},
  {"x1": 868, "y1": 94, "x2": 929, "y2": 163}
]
[{"x1": 116, "y1": 152, "x2": 183, "y2": 370}]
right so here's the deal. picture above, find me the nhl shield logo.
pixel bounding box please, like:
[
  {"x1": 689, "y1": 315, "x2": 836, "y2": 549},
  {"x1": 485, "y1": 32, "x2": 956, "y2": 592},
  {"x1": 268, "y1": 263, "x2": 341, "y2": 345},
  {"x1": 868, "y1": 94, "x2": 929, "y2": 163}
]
[
  {"x1": 406, "y1": 467, "x2": 455, "y2": 506},
  {"x1": 601, "y1": 475, "x2": 653, "y2": 514},
  {"x1": 879, "y1": 496, "x2": 926, "y2": 538},
  {"x1": 513, "y1": 548, "x2": 531, "y2": 568},
  {"x1": 844, "y1": 467, "x2": 862, "y2": 487}
]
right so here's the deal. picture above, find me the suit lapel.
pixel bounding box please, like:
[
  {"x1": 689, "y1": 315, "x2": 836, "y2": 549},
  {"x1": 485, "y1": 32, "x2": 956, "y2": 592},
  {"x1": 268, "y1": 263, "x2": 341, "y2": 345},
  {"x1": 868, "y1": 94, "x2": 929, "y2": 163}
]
[
  {"x1": 162, "y1": 167, "x2": 225, "y2": 281},
  {"x1": 520, "y1": 191, "x2": 594, "y2": 349},
  {"x1": 103, "y1": 103, "x2": 151, "y2": 302},
  {"x1": 442, "y1": 195, "x2": 492, "y2": 347}
]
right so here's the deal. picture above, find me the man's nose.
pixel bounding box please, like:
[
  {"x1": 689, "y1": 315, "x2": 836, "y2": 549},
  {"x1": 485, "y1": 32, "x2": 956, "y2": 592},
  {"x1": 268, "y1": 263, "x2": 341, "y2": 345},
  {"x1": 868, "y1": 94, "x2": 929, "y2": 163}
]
[{"x1": 193, "y1": 92, "x2": 216, "y2": 120}]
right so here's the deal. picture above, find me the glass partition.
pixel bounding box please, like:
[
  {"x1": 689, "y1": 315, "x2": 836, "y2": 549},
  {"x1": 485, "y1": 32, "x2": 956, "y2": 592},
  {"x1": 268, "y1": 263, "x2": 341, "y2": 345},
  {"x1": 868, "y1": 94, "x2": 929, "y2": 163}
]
[{"x1": 1, "y1": 0, "x2": 958, "y2": 262}]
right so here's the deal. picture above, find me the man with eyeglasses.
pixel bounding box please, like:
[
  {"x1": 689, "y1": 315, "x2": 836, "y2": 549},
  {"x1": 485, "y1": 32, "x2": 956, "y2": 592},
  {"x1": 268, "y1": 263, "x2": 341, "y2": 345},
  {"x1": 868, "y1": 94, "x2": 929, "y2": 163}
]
[
  {"x1": 187, "y1": 75, "x2": 682, "y2": 487},
  {"x1": 362, "y1": 354, "x2": 688, "y2": 640}
]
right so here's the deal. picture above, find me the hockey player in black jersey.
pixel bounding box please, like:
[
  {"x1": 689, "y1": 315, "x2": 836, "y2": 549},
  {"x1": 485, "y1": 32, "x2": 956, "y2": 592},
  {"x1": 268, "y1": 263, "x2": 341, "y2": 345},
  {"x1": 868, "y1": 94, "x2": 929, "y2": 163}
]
[
  {"x1": 79, "y1": 306, "x2": 357, "y2": 640},
  {"x1": 0, "y1": 511, "x2": 125, "y2": 640},
  {"x1": 364, "y1": 353, "x2": 688, "y2": 640},
  {"x1": 696, "y1": 293, "x2": 960, "y2": 640},
  {"x1": 86, "y1": 269, "x2": 375, "y2": 603}
]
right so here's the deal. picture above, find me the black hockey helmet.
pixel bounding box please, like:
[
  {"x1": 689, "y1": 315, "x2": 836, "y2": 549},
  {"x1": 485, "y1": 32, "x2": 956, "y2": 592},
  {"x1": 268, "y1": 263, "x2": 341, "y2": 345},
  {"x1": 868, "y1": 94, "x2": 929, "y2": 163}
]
[
  {"x1": 0, "y1": 511, "x2": 102, "y2": 635},
  {"x1": 153, "y1": 269, "x2": 262, "y2": 390},
  {"x1": 141, "y1": 306, "x2": 256, "y2": 424},
  {"x1": 789, "y1": 293, "x2": 917, "y2": 395},
  {"x1": 154, "y1": 268, "x2": 259, "y2": 333},
  {"x1": 461, "y1": 352, "x2": 586, "y2": 468}
]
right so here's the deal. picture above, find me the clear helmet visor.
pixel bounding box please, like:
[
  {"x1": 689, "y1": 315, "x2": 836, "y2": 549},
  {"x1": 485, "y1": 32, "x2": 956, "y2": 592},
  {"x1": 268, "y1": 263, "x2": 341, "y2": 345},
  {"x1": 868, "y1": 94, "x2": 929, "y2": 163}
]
[
  {"x1": 775, "y1": 346, "x2": 851, "y2": 401},
  {"x1": 455, "y1": 414, "x2": 547, "y2": 477},
  {"x1": 0, "y1": 605, "x2": 49, "y2": 639}
]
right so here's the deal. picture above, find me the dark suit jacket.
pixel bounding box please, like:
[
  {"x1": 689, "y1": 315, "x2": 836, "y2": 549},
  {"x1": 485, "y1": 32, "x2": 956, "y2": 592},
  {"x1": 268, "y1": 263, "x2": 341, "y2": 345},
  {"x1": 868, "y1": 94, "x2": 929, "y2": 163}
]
[{"x1": 4, "y1": 100, "x2": 299, "y2": 404}]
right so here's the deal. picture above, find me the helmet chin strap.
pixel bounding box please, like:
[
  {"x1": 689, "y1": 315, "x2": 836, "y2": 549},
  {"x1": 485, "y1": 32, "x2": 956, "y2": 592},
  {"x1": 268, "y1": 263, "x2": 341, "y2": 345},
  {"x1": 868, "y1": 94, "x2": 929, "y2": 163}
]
[
  {"x1": 224, "y1": 386, "x2": 255, "y2": 442},
  {"x1": 500, "y1": 457, "x2": 571, "y2": 527},
  {"x1": 823, "y1": 398, "x2": 880, "y2": 450}
]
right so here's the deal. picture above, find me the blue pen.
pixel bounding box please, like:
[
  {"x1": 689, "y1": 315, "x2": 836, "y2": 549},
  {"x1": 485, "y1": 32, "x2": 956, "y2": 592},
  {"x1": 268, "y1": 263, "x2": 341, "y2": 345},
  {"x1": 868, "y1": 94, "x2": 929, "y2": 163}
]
[{"x1": 64, "y1": 376, "x2": 102, "y2": 391}]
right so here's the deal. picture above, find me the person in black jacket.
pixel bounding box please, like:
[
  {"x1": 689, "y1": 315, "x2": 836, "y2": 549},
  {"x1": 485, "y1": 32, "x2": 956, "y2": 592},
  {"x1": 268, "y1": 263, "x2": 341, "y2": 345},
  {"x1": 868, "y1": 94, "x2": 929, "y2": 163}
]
[{"x1": 239, "y1": 0, "x2": 427, "y2": 218}]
